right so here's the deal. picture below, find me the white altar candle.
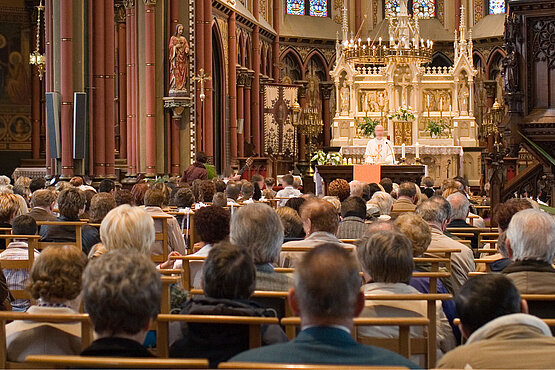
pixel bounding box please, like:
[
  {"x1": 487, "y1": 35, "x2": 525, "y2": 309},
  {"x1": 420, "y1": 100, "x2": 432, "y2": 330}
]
[
  {"x1": 415, "y1": 142, "x2": 420, "y2": 159},
  {"x1": 401, "y1": 143, "x2": 406, "y2": 159}
]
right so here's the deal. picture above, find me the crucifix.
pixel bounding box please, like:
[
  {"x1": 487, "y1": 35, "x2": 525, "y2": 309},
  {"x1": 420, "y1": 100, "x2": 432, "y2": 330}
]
[
  {"x1": 194, "y1": 68, "x2": 211, "y2": 150},
  {"x1": 399, "y1": 74, "x2": 410, "y2": 107}
]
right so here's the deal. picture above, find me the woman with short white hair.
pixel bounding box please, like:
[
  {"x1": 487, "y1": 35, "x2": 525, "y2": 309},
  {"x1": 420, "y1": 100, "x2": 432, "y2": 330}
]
[
  {"x1": 367, "y1": 191, "x2": 394, "y2": 221},
  {"x1": 100, "y1": 205, "x2": 155, "y2": 255}
]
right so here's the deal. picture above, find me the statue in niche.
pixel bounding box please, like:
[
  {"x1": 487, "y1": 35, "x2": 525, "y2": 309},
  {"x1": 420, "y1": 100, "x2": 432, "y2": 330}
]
[
  {"x1": 502, "y1": 46, "x2": 519, "y2": 93},
  {"x1": 306, "y1": 76, "x2": 321, "y2": 108},
  {"x1": 459, "y1": 82, "x2": 470, "y2": 114},
  {"x1": 340, "y1": 81, "x2": 350, "y2": 115},
  {"x1": 169, "y1": 23, "x2": 189, "y2": 95},
  {"x1": 377, "y1": 91, "x2": 387, "y2": 111}
]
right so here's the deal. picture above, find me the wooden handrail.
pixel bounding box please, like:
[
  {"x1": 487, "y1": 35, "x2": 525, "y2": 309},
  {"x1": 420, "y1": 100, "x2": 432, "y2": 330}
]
[
  {"x1": 218, "y1": 362, "x2": 407, "y2": 369},
  {"x1": 364, "y1": 294, "x2": 452, "y2": 301},
  {"x1": 24, "y1": 355, "x2": 209, "y2": 369},
  {"x1": 157, "y1": 314, "x2": 279, "y2": 325}
]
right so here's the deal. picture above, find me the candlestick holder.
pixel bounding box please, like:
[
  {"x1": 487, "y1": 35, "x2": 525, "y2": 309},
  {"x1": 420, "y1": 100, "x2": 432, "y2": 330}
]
[{"x1": 399, "y1": 157, "x2": 407, "y2": 164}]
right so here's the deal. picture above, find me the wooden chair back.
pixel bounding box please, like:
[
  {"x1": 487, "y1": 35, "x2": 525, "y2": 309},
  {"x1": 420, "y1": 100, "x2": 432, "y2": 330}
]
[
  {"x1": 151, "y1": 215, "x2": 171, "y2": 264},
  {"x1": 219, "y1": 362, "x2": 408, "y2": 369},
  {"x1": 413, "y1": 257, "x2": 451, "y2": 273},
  {"x1": 156, "y1": 314, "x2": 279, "y2": 358},
  {"x1": 170, "y1": 255, "x2": 207, "y2": 291},
  {"x1": 0, "y1": 311, "x2": 93, "y2": 369},
  {"x1": 0, "y1": 235, "x2": 41, "y2": 301},
  {"x1": 521, "y1": 294, "x2": 555, "y2": 335},
  {"x1": 280, "y1": 316, "x2": 429, "y2": 360},
  {"x1": 36, "y1": 221, "x2": 86, "y2": 251},
  {"x1": 24, "y1": 355, "x2": 209, "y2": 369},
  {"x1": 363, "y1": 293, "x2": 452, "y2": 368},
  {"x1": 160, "y1": 276, "x2": 180, "y2": 314},
  {"x1": 411, "y1": 271, "x2": 451, "y2": 294}
]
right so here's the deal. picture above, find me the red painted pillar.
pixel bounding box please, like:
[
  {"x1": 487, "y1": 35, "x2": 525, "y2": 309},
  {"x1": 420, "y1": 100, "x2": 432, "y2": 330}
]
[
  {"x1": 229, "y1": 12, "x2": 238, "y2": 161},
  {"x1": 93, "y1": 0, "x2": 106, "y2": 177},
  {"x1": 203, "y1": 0, "x2": 213, "y2": 159},
  {"x1": 355, "y1": 0, "x2": 362, "y2": 33},
  {"x1": 117, "y1": 14, "x2": 127, "y2": 160},
  {"x1": 45, "y1": 0, "x2": 53, "y2": 175},
  {"x1": 131, "y1": 5, "x2": 139, "y2": 175},
  {"x1": 105, "y1": 0, "x2": 116, "y2": 177},
  {"x1": 125, "y1": 4, "x2": 133, "y2": 174},
  {"x1": 195, "y1": 0, "x2": 204, "y2": 152},
  {"x1": 272, "y1": 0, "x2": 280, "y2": 81},
  {"x1": 237, "y1": 69, "x2": 245, "y2": 158},
  {"x1": 244, "y1": 72, "x2": 253, "y2": 149},
  {"x1": 60, "y1": 0, "x2": 73, "y2": 177},
  {"x1": 251, "y1": 0, "x2": 261, "y2": 155},
  {"x1": 455, "y1": 0, "x2": 461, "y2": 29},
  {"x1": 31, "y1": 24, "x2": 41, "y2": 160},
  {"x1": 144, "y1": 0, "x2": 157, "y2": 176}
]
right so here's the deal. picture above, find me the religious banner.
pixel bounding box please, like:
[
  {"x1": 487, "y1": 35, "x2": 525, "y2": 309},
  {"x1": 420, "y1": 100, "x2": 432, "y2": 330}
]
[
  {"x1": 263, "y1": 84, "x2": 299, "y2": 157},
  {"x1": 353, "y1": 164, "x2": 381, "y2": 183}
]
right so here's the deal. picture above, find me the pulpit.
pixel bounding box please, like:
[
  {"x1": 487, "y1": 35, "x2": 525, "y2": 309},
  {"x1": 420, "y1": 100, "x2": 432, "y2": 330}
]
[{"x1": 316, "y1": 165, "x2": 426, "y2": 193}]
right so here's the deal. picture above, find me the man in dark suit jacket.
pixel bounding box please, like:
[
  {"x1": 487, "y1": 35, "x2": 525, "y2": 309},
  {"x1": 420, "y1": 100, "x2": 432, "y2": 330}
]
[
  {"x1": 80, "y1": 250, "x2": 160, "y2": 358},
  {"x1": 447, "y1": 192, "x2": 478, "y2": 249},
  {"x1": 27, "y1": 190, "x2": 57, "y2": 223},
  {"x1": 230, "y1": 244, "x2": 418, "y2": 368}
]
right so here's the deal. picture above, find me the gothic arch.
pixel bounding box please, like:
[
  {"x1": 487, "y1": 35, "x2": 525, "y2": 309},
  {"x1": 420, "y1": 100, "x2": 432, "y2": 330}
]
[
  {"x1": 431, "y1": 52, "x2": 453, "y2": 67},
  {"x1": 280, "y1": 48, "x2": 303, "y2": 83},
  {"x1": 304, "y1": 49, "x2": 330, "y2": 79},
  {"x1": 487, "y1": 48, "x2": 506, "y2": 78}
]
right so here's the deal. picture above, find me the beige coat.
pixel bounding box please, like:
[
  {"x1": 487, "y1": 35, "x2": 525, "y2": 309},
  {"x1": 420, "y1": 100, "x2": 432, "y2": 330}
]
[
  {"x1": 144, "y1": 206, "x2": 187, "y2": 256},
  {"x1": 438, "y1": 313, "x2": 555, "y2": 369}
]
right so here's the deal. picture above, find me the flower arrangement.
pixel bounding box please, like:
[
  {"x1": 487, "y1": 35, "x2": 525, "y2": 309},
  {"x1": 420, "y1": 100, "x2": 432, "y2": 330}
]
[
  {"x1": 358, "y1": 117, "x2": 380, "y2": 137},
  {"x1": 388, "y1": 106, "x2": 415, "y2": 122},
  {"x1": 425, "y1": 119, "x2": 450, "y2": 137},
  {"x1": 311, "y1": 150, "x2": 343, "y2": 165}
]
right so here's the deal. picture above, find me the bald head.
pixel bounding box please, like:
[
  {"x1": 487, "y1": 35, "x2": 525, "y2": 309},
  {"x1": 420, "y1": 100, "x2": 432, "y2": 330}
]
[
  {"x1": 299, "y1": 198, "x2": 339, "y2": 235},
  {"x1": 375, "y1": 125, "x2": 385, "y2": 139},
  {"x1": 447, "y1": 192, "x2": 470, "y2": 221},
  {"x1": 294, "y1": 244, "x2": 362, "y2": 322}
]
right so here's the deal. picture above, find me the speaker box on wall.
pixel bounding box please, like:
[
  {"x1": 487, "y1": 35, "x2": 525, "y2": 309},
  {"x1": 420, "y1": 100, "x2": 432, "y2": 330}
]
[
  {"x1": 73, "y1": 92, "x2": 87, "y2": 160},
  {"x1": 45, "y1": 92, "x2": 61, "y2": 159}
]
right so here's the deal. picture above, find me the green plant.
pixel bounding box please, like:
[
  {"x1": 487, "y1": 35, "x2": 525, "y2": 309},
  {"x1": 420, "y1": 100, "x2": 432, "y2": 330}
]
[
  {"x1": 358, "y1": 117, "x2": 380, "y2": 137},
  {"x1": 388, "y1": 106, "x2": 415, "y2": 122},
  {"x1": 311, "y1": 150, "x2": 343, "y2": 165},
  {"x1": 425, "y1": 119, "x2": 450, "y2": 137}
]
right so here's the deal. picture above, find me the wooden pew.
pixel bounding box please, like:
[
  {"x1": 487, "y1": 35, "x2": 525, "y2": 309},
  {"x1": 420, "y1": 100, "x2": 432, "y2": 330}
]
[
  {"x1": 219, "y1": 363, "x2": 407, "y2": 369},
  {"x1": 36, "y1": 221, "x2": 86, "y2": 251},
  {"x1": 0, "y1": 235, "x2": 41, "y2": 303},
  {"x1": 25, "y1": 355, "x2": 209, "y2": 369}
]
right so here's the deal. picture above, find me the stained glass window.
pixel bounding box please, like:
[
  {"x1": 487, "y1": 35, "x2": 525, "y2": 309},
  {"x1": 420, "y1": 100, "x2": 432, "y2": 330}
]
[
  {"x1": 286, "y1": 0, "x2": 305, "y2": 15},
  {"x1": 413, "y1": 0, "x2": 435, "y2": 18},
  {"x1": 310, "y1": 0, "x2": 328, "y2": 17},
  {"x1": 385, "y1": 0, "x2": 401, "y2": 17},
  {"x1": 488, "y1": 0, "x2": 506, "y2": 15}
]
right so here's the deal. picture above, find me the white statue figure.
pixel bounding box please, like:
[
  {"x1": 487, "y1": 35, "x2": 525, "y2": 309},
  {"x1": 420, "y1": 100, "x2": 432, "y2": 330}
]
[{"x1": 340, "y1": 81, "x2": 350, "y2": 115}]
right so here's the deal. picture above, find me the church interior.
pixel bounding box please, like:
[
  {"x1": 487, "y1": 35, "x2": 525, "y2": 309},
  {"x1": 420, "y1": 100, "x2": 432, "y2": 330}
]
[{"x1": 0, "y1": 1, "x2": 554, "y2": 368}]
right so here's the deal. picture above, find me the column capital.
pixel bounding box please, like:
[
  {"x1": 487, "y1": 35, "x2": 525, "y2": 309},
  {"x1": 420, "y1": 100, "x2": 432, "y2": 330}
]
[
  {"x1": 143, "y1": 0, "x2": 156, "y2": 6},
  {"x1": 115, "y1": 2, "x2": 126, "y2": 22},
  {"x1": 123, "y1": 0, "x2": 135, "y2": 9},
  {"x1": 320, "y1": 81, "x2": 334, "y2": 100},
  {"x1": 295, "y1": 80, "x2": 308, "y2": 98},
  {"x1": 244, "y1": 69, "x2": 254, "y2": 89}
]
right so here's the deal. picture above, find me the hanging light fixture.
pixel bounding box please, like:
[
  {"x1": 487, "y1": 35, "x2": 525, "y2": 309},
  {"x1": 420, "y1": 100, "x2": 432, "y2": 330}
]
[{"x1": 29, "y1": 0, "x2": 46, "y2": 80}]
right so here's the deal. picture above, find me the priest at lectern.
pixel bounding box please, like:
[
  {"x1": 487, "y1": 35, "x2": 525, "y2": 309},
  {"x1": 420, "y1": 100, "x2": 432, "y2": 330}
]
[{"x1": 364, "y1": 125, "x2": 395, "y2": 164}]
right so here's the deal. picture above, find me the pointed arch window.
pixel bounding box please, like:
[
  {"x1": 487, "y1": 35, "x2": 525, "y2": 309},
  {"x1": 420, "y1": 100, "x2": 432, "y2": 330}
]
[
  {"x1": 384, "y1": 0, "x2": 436, "y2": 19},
  {"x1": 286, "y1": 0, "x2": 329, "y2": 17},
  {"x1": 488, "y1": 0, "x2": 506, "y2": 15}
]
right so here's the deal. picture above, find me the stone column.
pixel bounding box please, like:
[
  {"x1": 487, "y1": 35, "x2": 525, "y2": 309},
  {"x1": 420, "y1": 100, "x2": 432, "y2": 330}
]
[
  {"x1": 105, "y1": 0, "x2": 116, "y2": 177},
  {"x1": 228, "y1": 12, "x2": 238, "y2": 161},
  {"x1": 116, "y1": 6, "x2": 127, "y2": 160},
  {"x1": 60, "y1": 0, "x2": 73, "y2": 177},
  {"x1": 144, "y1": 0, "x2": 157, "y2": 176},
  {"x1": 236, "y1": 68, "x2": 246, "y2": 157},
  {"x1": 244, "y1": 70, "x2": 254, "y2": 150},
  {"x1": 295, "y1": 80, "x2": 308, "y2": 161},
  {"x1": 272, "y1": 0, "x2": 280, "y2": 80},
  {"x1": 171, "y1": 116, "x2": 181, "y2": 175},
  {"x1": 320, "y1": 82, "x2": 334, "y2": 147},
  {"x1": 45, "y1": 0, "x2": 53, "y2": 176},
  {"x1": 203, "y1": 0, "x2": 213, "y2": 159}
]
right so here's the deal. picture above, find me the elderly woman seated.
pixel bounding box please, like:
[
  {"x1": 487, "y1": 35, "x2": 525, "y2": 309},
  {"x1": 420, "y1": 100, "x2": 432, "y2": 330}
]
[
  {"x1": 6, "y1": 245, "x2": 88, "y2": 362},
  {"x1": 366, "y1": 191, "x2": 394, "y2": 221},
  {"x1": 170, "y1": 241, "x2": 287, "y2": 367},
  {"x1": 357, "y1": 231, "x2": 456, "y2": 364}
]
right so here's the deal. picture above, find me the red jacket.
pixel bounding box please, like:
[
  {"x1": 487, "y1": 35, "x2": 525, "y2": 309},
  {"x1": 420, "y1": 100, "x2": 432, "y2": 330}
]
[{"x1": 180, "y1": 162, "x2": 208, "y2": 184}]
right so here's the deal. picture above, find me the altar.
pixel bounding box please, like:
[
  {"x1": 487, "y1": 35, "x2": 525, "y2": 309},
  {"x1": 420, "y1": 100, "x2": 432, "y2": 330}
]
[
  {"x1": 339, "y1": 144, "x2": 464, "y2": 184},
  {"x1": 329, "y1": 1, "x2": 481, "y2": 186}
]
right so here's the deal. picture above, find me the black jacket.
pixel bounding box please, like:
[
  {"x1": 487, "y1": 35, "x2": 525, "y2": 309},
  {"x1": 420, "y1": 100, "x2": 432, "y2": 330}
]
[
  {"x1": 81, "y1": 337, "x2": 153, "y2": 358},
  {"x1": 39, "y1": 216, "x2": 100, "y2": 255},
  {"x1": 448, "y1": 219, "x2": 478, "y2": 250},
  {"x1": 170, "y1": 296, "x2": 286, "y2": 367}
]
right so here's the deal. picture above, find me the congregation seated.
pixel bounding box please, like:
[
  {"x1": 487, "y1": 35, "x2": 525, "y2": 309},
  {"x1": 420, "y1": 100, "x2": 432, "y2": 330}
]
[
  {"x1": 197, "y1": 180, "x2": 216, "y2": 204},
  {"x1": 280, "y1": 198, "x2": 353, "y2": 268},
  {"x1": 226, "y1": 182, "x2": 241, "y2": 205},
  {"x1": 446, "y1": 192, "x2": 478, "y2": 249},
  {"x1": 170, "y1": 242, "x2": 286, "y2": 367},
  {"x1": 395, "y1": 214, "x2": 457, "y2": 318},
  {"x1": 230, "y1": 203, "x2": 292, "y2": 291},
  {"x1": 6, "y1": 245, "x2": 87, "y2": 362},
  {"x1": 143, "y1": 189, "x2": 186, "y2": 255},
  {"x1": 81, "y1": 250, "x2": 160, "y2": 357},
  {"x1": 276, "y1": 206, "x2": 304, "y2": 242},
  {"x1": 437, "y1": 274, "x2": 555, "y2": 369},
  {"x1": 39, "y1": 188, "x2": 100, "y2": 254},
  {"x1": 380, "y1": 177, "x2": 394, "y2": 194},
  {"x1": 114, "y1": 189, "x2": 135, "y2": 206},
  {"x1": 88, "y1": 192, "x2": 116, "y2": 224},
  {"x1": 366, "y1": 191, "x2": 393, "y2": 221},
  {"x1": 420, "y1": 176, "x2": 435, "y2": 199},
  {"x1": 29, "y1": 178, "x2": 46, "y2": 194},
  {"x1": 173, "y1": 187, "x2": 196, "y2": 228},
  {"x1": 327, "y1": 178, "x2": 350, "y2": 202},
  {"x1": 230, "y1": 244, "x2": 418, "y2": 368},
  {"x1": 0, "y1": 193, "x2": 21, "y2": 249},
  {"x1": 416, "y1": 198, "x2": 475, "y2": 292},
  {"x1": 349, "y1": 180, "x2": 365, "y2": 198},
  {"x1": 503, "y1": 209, "x2": 555, "y2": 294},
  {"x1": 188, "y1": 206, "x2": 231, "y2": 288},
  {"x1": 0, "y1": 215, "x2": 40, "y2": 311},
  {"x1": 336, "y1": 196, "x2": 368, "y2": 240},
  {"x1": 390, "y1": 182, "x2": 417, "y2": 220},
  {"x1": 357, "y1": 231, "x2": 456, "y2": 362},
  {"x1": 276, "y1": 174, "x2": 301, "y2": 206},
  {"x1": 130, "y1": 182, "x2": 150, "y2": 206},
  {"x1": 284, "y1": 197, "x2": 305, "y2": 214},
  {"x1": 27, "y1": 189, "x2": 57, "y2": 222}
]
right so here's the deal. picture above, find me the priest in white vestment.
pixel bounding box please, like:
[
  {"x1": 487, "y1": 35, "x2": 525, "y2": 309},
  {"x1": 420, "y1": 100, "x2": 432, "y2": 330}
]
[{"x1": 364, "y1": 125, "x2": 395, "y2": 164}]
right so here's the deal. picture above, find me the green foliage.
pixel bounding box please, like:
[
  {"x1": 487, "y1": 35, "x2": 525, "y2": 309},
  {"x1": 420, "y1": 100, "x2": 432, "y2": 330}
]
[
  {"x1": 425, "y1": 119, "x2": 450, "y2": 137},
  {"x1": 359, "y1": 117, "x2": 380, "y2": 137},
  {"x1": 154, "y1": 175, "x2": 170, "y2": 184},
  {"x1": 311, "y1": 150, "x2": 343, "y2": 165},
  {"x1": 205, "y1": 164, "x2": 218, "y2": 179},
  {"x1": 388, "y1": 107, "x2": 415, "y2": 122}
]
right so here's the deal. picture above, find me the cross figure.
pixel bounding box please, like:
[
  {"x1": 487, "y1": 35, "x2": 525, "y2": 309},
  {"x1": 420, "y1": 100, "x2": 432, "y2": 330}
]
[{"x1": 194, "y1": 68, "x2": 211, "y2": 102}]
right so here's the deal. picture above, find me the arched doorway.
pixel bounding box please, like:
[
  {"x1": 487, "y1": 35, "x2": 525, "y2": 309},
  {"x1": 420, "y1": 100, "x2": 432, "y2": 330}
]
[{"x1": 212, "y1": 26, "x2": 225, "y2": 173}]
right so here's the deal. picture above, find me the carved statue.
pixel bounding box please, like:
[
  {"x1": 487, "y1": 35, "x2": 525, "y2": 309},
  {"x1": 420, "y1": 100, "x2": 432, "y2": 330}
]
[
  {"x1": 306, "y1": 77, "x2": 321, "y2": 108},
  {"x1": 459, "y1": 83, "x2": 470, "y2": 114},
  {"x1": 169, "y1": 23, "x2": 189, "y2": 93},
  {"x1": 502, "y1": 48, "x2": 519, "y2": 93},
  {"x1": 340, "y1": 81, "x2": 350, "y2": 114}
]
